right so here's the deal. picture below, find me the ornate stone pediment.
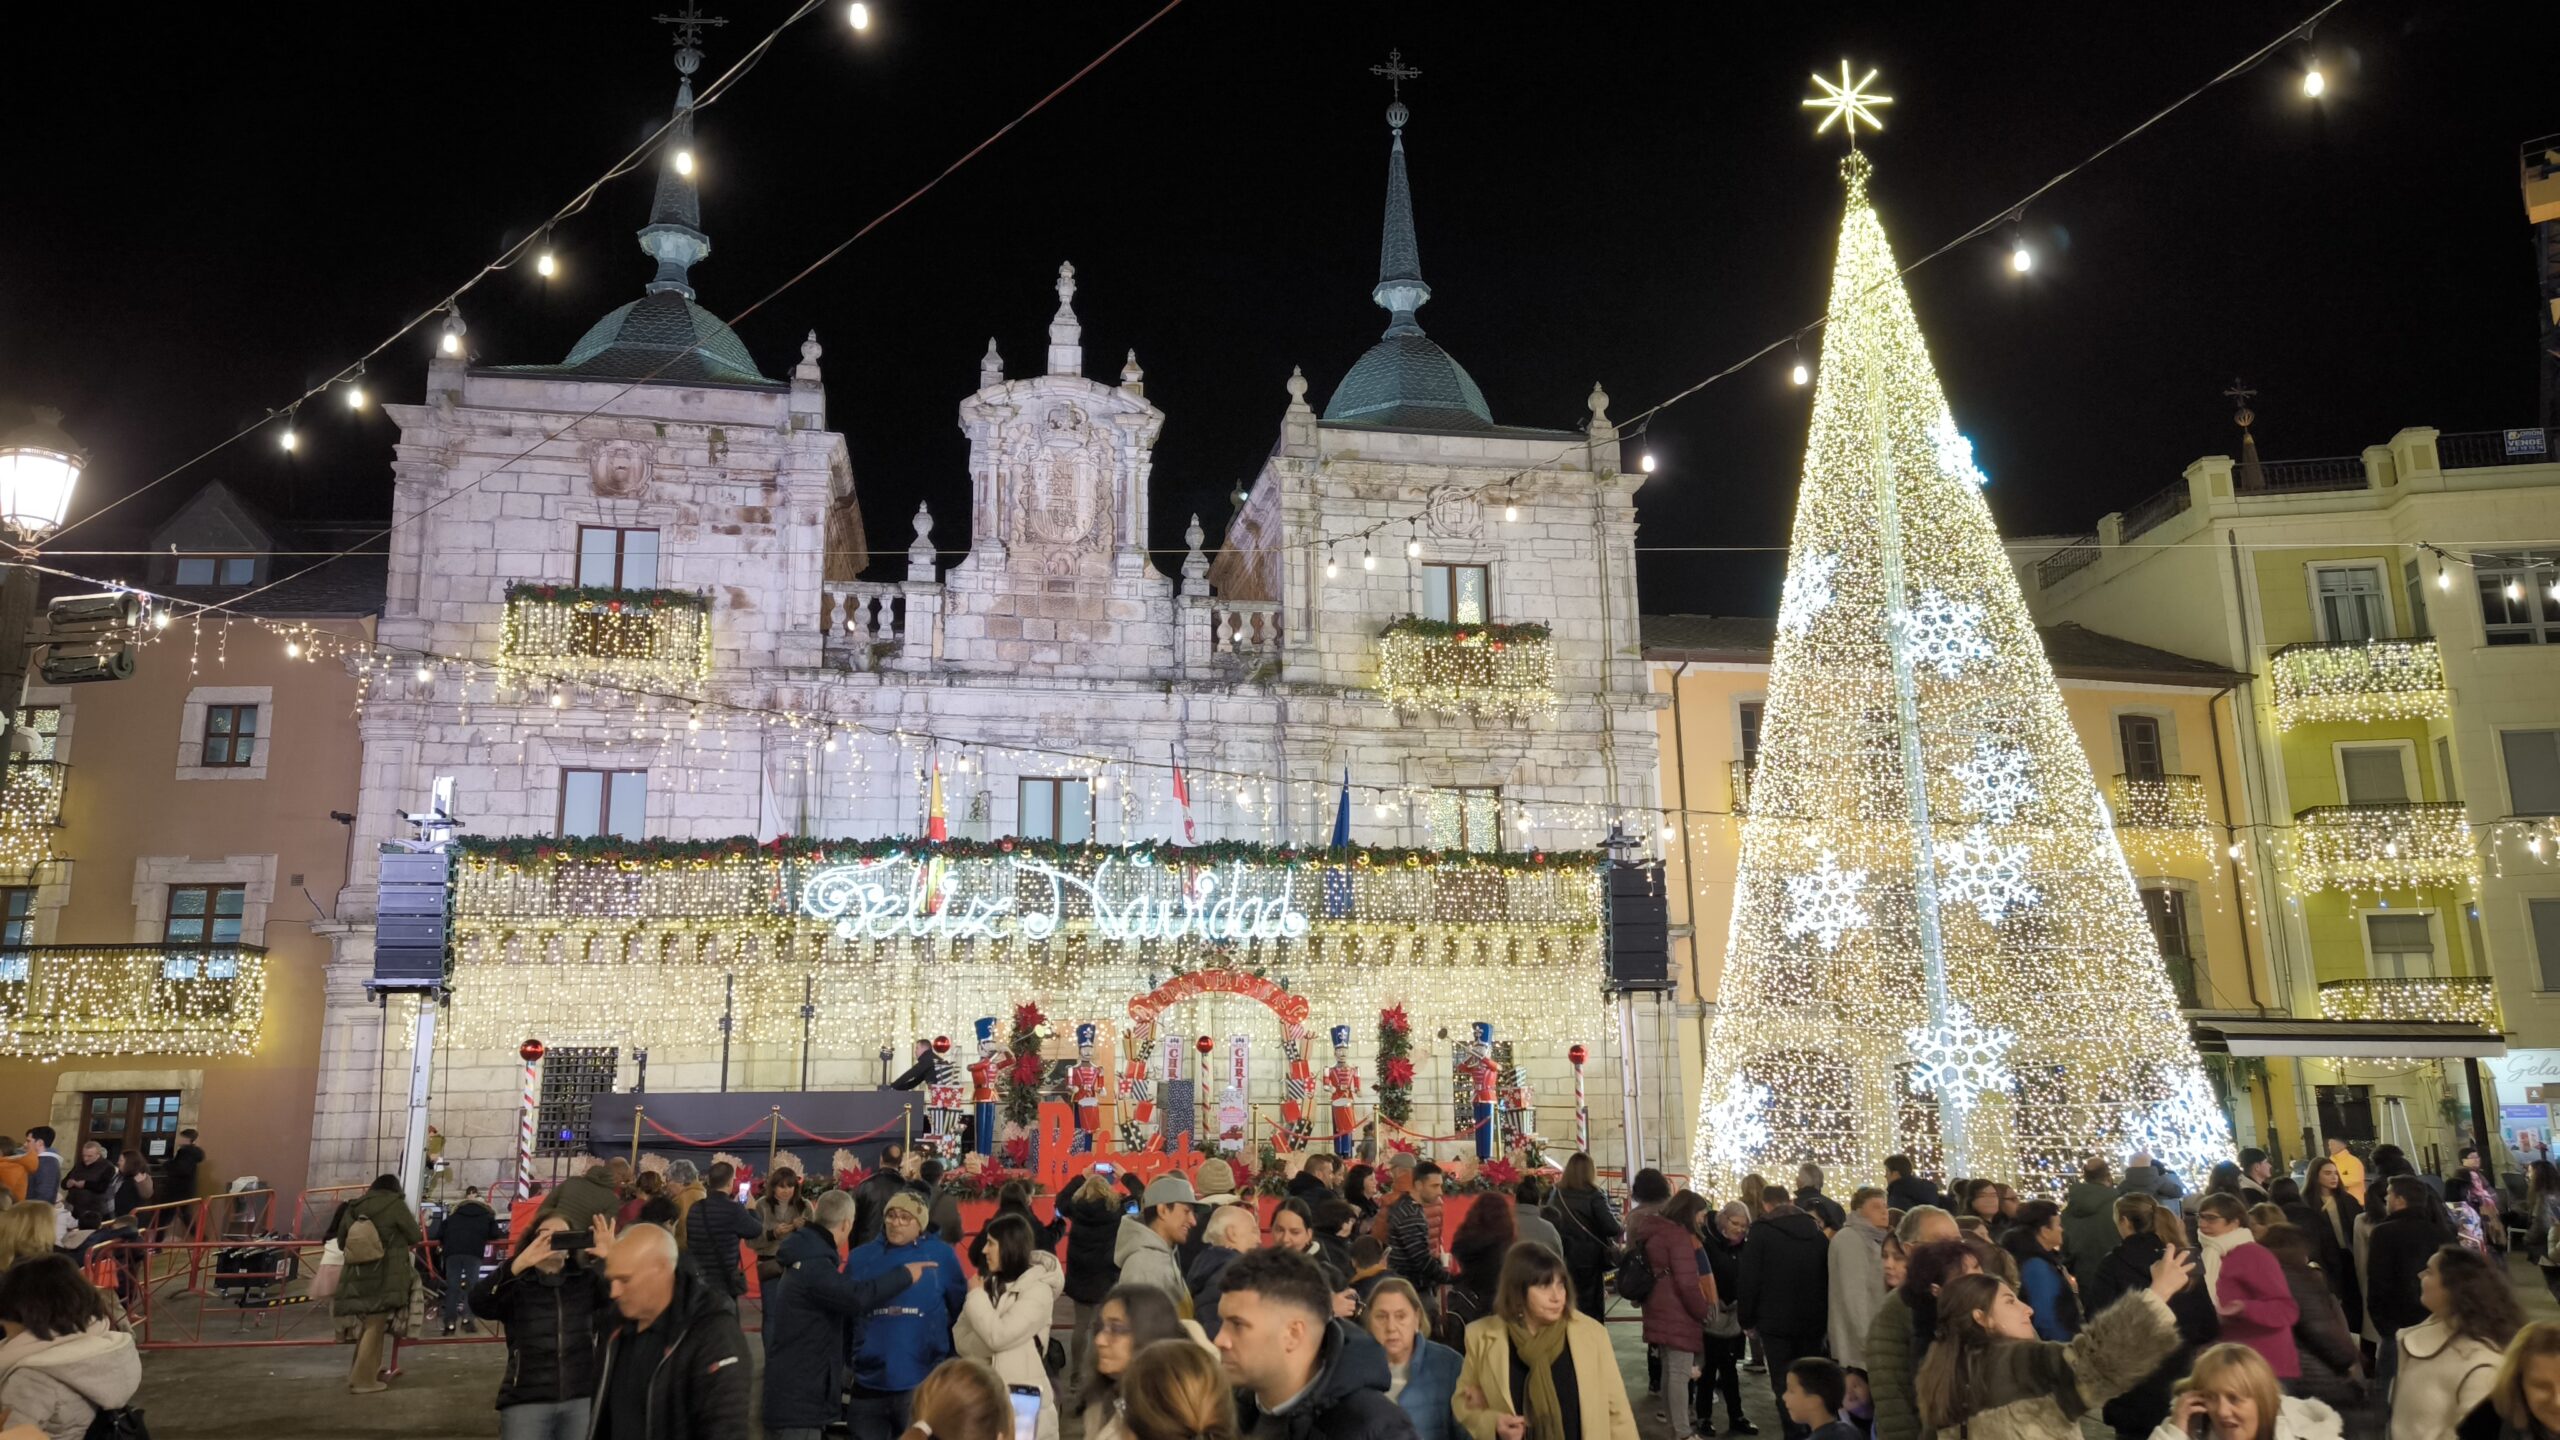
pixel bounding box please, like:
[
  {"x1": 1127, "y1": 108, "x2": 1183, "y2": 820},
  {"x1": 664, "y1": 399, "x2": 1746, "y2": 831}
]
[
  {"x1": 1008, "y1": 401, "x2": 1111, "y2": 549},
  {"x1": 587, "y1": 439, "x2": 655, "y2": 499}
]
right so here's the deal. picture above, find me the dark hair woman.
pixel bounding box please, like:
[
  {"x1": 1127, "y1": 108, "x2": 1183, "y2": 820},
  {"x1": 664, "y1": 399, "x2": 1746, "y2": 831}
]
[
  {"x1": 1438, "y1": 1191, "x2": 1517, "y2": 1347},
  {"x1": 1869, "y1": 1239, "x2": 1981, "y2": 1440},
  {"x1": 1914, "y1": 1254, "x2": 2189, "y2": 1440},
  {"x1": 1060, "y1": 1170, "x2": 1125, "y2": 1379},
  {"x1": 2290, "y1": 1155, "x2": 2362, "y2": 1337},
  {"x1": 2001, "y1": 1199, "x2": 2082, "y2": 1341},
  {"x1": 469, "y1": 1212, "x2": 607, "y2": 1433},
  {"x1": 1637, "y1": 1188, "x2": 1720, "y2": 1440},
  {"x1": 2362, "y1": 1175, "x2": 2455, "y2": 1357},
  {"x1": 2388, "y1": 1245, "x2": 2525, "y2": 1440},
  {"x1": 956, "y1": 1212, "x2": 1065, "y2": 1440},
  {"x1": 1342, "y1": 1164, "x2": 1382, "y2": 1223},
  {"x1": 1078, "y1": 1281, "x2": 1203, "y2": 1440},
  {"x1": 0, "y1": 1253, "x2": 137, "y2": 1437},
  {"x1": 1450, "y1": 1240, "x2": 1637, "y2": 1440},
  {"x1": 2254, "y1": 1223, "x2": 2361, "y2": 1416},
  {"x1": 1962, "y1": 1178, "x2": 2009, "y2": 1239},
  {"x1": 1548, "y1": 1151, "x2": 1622, "y2": 1326},
  {"x1": 2082, "y1": 1192, "x2": 2218, "y2": 1440}
]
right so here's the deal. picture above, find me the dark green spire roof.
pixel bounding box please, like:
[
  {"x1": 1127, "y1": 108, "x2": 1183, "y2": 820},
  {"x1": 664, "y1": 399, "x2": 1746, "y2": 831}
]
[{"x1": 1323, "y1": 100, "x2": 1496, "y2": 431}]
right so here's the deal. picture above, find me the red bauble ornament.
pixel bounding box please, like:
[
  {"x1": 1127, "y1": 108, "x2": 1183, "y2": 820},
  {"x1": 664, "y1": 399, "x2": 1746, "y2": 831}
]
[
  {"x1": 1196, "y1": 1035, "x2": 1216, "y2": 1056},
  {"x1": 932, "y1": 1035, "x2": 952, "y2": 1054},
  {"x1": 1567, "y1": 1043, "x2": 1588, "y2": 1067},
  {"x1": 520, "y1": 1038, "x2": 547, "y2": 1063}
]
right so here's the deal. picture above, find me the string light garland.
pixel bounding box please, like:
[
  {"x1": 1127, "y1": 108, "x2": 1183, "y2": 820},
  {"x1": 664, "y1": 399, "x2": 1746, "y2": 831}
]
[
  {"x1": 2290, "y1": 801, "x2": 2477, "y2": 893},
  {"x1": 1690, "y1": 123, "x2": 2229, "y2": 1200},
  {"x1": 2267, "y1": 638, "x2": 2448, "y2": 730},
  {"x1": 1375, "y1": 619, "x2": 1556, "y2": 719},
  {"x1": 0, "y1": 761, "x2": 65, "y2": 876},
  {"x1": 2109, "y1": 774, "x2": 2214, "y2": 863},
  {"x1": 0, "y1": 944, "x2": 267, "y2": 1059},
  {"x1": 498, "y1": 583, "x2": 711, "y2": 688},
  {"x1": 2315, "y1": 975, "x2": 2499, "y2": 1029}
]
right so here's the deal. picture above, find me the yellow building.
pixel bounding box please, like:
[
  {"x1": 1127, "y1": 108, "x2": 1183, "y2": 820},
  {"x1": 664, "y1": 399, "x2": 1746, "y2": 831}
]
[
  {"x1": 0, "y1": 481, "x2": 374, "y2": 1208},
  {"x1": 1648, "y1": 615, "x2": 2286, "y2": 1170},
  {"x1": 2027, "y1": 423, "x2": 2554, "y2": 1176}
]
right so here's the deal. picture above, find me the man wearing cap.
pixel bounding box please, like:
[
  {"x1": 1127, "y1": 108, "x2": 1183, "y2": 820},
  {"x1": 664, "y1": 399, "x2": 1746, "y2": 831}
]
[
  {"x1": 1116, "y1": 1172, "x2": 1201, "y2": 1314},
  {"x1": 842, "y1": 1190, "x2": 967, "y2": 1440},
  {"x1": 1183, "y1": 1158, "x2": 1241, "y2": 1274}
]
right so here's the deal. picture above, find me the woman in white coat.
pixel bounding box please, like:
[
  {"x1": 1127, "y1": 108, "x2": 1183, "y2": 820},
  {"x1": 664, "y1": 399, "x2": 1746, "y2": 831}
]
[
  {"x1": 2147, "y1": 1345, "x2": 2342, "y2": 1440},
  {"x1": 956, "y1": 1213, "x2": 1066, "y2": 1440},
  {"x1": 2387, "y1": 1246, "x2": 2523, "y2": 1440}
]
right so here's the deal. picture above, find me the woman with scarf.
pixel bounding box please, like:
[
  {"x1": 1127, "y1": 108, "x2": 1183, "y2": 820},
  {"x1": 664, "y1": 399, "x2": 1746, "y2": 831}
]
[
  {"x1": 2195, "y1": 1194, "x2": 2300, "y2": 1381},
  {"x1": 2291, "y1": 1158, "x2": 2363, "y2": 1337},
  {"x1": 1454, "y1": 1242, "x2": 1637, "y2": 1440},
  {"x1": 2001, "y1": 1201, "x2": 2082, "y2": 1343}
]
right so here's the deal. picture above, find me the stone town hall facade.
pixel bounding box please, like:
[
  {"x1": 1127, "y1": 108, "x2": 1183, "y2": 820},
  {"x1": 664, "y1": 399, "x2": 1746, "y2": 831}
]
[{"x1": 305, "y1": 68, "x2": 1663, "y2": 1189}]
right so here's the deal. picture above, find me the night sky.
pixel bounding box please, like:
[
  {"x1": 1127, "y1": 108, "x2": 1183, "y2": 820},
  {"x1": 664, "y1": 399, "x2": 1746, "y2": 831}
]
[{"x1": 3, "y1": 1, "x2": 2544, "y2": 616}]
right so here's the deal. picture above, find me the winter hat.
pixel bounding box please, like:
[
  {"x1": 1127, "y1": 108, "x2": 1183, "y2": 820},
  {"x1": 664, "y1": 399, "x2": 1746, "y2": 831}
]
[
  {"x1": 1140, "y1": 1173, "x2": 1197, "y2": 1209},
  {"x1": 882, "y1": 1192, "x2": 931, "y2": 1226},
  {"x1": 1193, "y1": 1159, "x2": 1239, "y2": 1202}
]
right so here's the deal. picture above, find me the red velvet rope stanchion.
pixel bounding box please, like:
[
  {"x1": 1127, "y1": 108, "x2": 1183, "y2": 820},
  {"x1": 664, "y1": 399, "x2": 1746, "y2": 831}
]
[
  {"x1": 633, "y1": 1110, "x2": 913, "y2": 1150},
  {"x1": 1374, "y1": 1113, "x2": 1493, "y2": 1144}
]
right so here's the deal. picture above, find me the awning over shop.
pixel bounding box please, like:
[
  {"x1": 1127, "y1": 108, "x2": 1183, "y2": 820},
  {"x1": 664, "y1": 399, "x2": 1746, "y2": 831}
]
[{"x1": 2190, "y1": 1015, "x2": 2507, "y2": 1059}]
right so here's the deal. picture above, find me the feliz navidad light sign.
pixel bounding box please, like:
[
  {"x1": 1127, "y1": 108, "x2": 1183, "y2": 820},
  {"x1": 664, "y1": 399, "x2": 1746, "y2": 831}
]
[{"x1": 795, "y1": 854, "x2": 1312, "y2": 945}]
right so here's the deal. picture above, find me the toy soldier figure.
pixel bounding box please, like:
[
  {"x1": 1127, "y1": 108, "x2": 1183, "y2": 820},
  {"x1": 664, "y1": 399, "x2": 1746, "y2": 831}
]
[
  {"x1": 925, "y1": 1035, "x2": 964, "y2": 1157},
  {"x1": 967, "y1": 1016, "x2": 1000, "y2": 1158},
  {"x1": 1326, "y1": 1025, "x2": 1362, "y2": 1158},
  {"x1": 1070, "y1": 1023, "x2": 1105, "y2": 1152},
  {"x1": 1464, "y1": 1024, "x2": 1498, "y2": 1163}
]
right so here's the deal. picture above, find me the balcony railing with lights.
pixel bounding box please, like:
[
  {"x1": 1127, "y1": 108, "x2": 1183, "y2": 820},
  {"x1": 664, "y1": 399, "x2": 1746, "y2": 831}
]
[
  {"x1": 1375, "y1": 619, "x2": 1555, "y2": 719},
  {"x1": 1729, "y1": 760, "x2": 1754, "y2": 816},
  {"x1": 2111, "y1": 773, "x2": 2212, "y2": 861},
  {"x1": 0, "y1": 760, "x2": 65, "y2": 875},
  {"x1": 2269, "y1": 638, "x2": 2447, "y2": 730},
  {"x1": 500, "y1": 585, "x2": 711, "y2": 688},
  {"x1": 2318, "y1": 975, "x2": 2501, "y2": 1030},
  {"x1": 2292, "y1": 802, "x2": 2477, "y2": 892},
  {"x1": 0, "y1": 943, "x2": 266, "y2": 1058}
]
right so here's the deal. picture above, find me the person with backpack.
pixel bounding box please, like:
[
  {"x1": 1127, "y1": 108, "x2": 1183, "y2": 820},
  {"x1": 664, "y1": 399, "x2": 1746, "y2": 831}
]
[
  {"x1": 678, "y1": 1162, "x2": 762, "y2": 1301},
  {"x1": 1548, "y1": 1152, "x2": 1623, "y2": 1324},
  {"x1": 331, "y1": 1173, "x2": 423, "y2": 1395}
]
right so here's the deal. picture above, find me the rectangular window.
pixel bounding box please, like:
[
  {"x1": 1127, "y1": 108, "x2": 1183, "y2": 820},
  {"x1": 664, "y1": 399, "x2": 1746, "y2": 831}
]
[
  {"x1": 15, "y1": 706, "x2": 57, "y2": 762},
  {"x1": 576, "y1": 527, "x2": 660, "y2": 591},
  {"x1": 1738, "y1": 702, "x2": 1764, "y2": 769},
  {"x1": 174, "y1": 558, "x2": 214, "y2": 586},
  {"x1": 1419, "y1": 564, "x2": 1490, "y2": 625},
  {"x1": 162, "y1": 885, "x2": 245, "y2": 947},
  {"x1": 200, "y1": 704, "x2": 258, "y2": 768},
  {"x1": 220, "y1": 557, "x2": 254, "y2": 584},
  {"x1": 2502, "y1": 730, "x2": 2560, "y2": 815},
  {"x1": 0, "y1": 887, "x2": 33, "y2": 948},
  {"x1": 2474, "y1": 551, "x2": 2560, "y2": 645},
  {"x1": 2436, "y1": 737, "x2": 2459, "y2": 803},
  {"x1": 2339, "y1": 745, "x2": 2410, "y2": 804},
  {"x1": 558, "y1": 770, "x2": 646, "y2": 840},
  {"x1": 2312, "y1": 564, "x2": 2389, "y2": 643},
  {"x1": 1428, "y1": 787, "x2": 1502, "y2": 853},
  {"x1": 2118, "y1": 715, "x2": 2166, "y2": 782},
  {"x1": 2404, "y1": 558, "x2": 2431, "y2": 640},
  {"x1": 174, "y1": 558, "x2": 256, "y2": 586},
  {"x1": 536, "y1": 1046, "x2": 619, "y2": 1156},
  {"x1": 2140, "y1": 885, "x2": 2203, "y2": 1007},
  {"x1": 2533, "y1": 899, "x2": 2560, "y2": 992},
  {"x1": 2365, "y1": 913, "x2": 2439, "y2": 979},
  {"x1": 1016, "y1": 778, "x2": 1093, "y2": 843}
]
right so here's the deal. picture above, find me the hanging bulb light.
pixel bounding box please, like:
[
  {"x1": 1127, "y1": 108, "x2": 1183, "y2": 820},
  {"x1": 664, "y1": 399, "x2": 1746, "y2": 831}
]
[
  {"x1": 1639, "y1": 452, "x2": 1657, "y2": 474},
  {"x1": 549, "y1": 687, "x2": 566, "y2": 709},
  {"x1": 343, "y1": 379, "x2": 366, "y2": 410},
  {"x1": 2507, "y1": 578, "x2": 2523, "y2": 602},
  {"x1": 824, "y1": 732, "x2": 839, "y2": 753},
  {"x1": 1503, "y1": 495, "x2": 1519, "y2": 523},
  {"x1": 848, "y1": 1, "x2": 870, "y2": 28},
  {"x1": 278, "y1": 418, "x2": 299, "y2": 453},
  {"x1": 1404, "y1": 521, "x2": 1421, "y2": 560},
  {"x1": 2009, "y1": 230, "x2": 2034, "y2": 274},
  {"x1": 1361, "y1": 544, "x2": 1375, "y2": 572},
  {"x1": 284, "y1": 640, "x2": 301, "y2": 659},
  {"x1": 1324, "y1": 548, "x2": 1339, "y2": 580},
  {"x1": 687, "y1": 712, "x2": 702, "y2": 733},
  {"x1": 2301, "y1": 59, "x2": 2325, "y2": 98},
  {"x1": 415, "y1": 663, "x2": 432, "y2": 683},
  {"x1": 441, "y1": 328, "x2": 461, "y2": 356},
  {"x1": 536, "y1": 242, "x2": 557, "y2": 278},
  {"x1": 2436, "y1": 560, "x2": 2452, "y2": 591},
  {"x1": 151, "y1": 609, "x2": 171, "y2": 631},
  {"x1": 2227, "y1": 842, "x2": 2245, "y2": 860},
  {"x1": 1790, "y1": 339, "x2": 1810, "y2": 387},
  {"x1": 673, "y1": 147, "x2": 695, "y2": 177}
]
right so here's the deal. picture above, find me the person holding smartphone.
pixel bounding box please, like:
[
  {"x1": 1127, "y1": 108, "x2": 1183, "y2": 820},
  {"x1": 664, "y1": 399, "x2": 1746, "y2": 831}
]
[
  {"x1": 767, "y1": 1189, "x2": 943, "y2": 1440},
  {"x1": 468, "y1": 1215, "x2": 606, "y2": 1439},
  {"x1": 2146, "y1": 1343, "x2": 2342, "y2": 1440}
]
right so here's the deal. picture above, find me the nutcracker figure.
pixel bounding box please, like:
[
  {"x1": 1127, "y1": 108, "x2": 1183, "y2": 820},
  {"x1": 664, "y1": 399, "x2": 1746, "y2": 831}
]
[
  {"x1": 1494, "y1": 1040, "x2": 1533, "y2": 1155},
  {"x1": 1070, "y1": 1023, "x2": 1104, "y2": 1152},
  {"x1": 1325, "y1": 1025, "x2": 1362, "y2": 1158},
  {"x1": 1217, "y1": 1034, "x2": 1250, "y2": 1154},
  {"x1": 925, "y1": 1035, "x2": 963, "y2": 1156},
  {"x1": 967, "y1": 1017, "x2": 1001, "y2": 1157},
  {"x1": 1275, "y1": 1022, "x2": 1312, "y2": 1154},
  {"x1": 1464, "y1": 1022, "x2": 1497, "y2": 1162}
]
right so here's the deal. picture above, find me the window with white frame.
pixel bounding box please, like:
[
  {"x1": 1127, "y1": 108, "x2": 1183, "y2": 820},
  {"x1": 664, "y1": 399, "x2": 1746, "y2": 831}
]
[
  {"x1": 2502, "y1": 730, "x2": 2560, "y2": 815},
  {"x1": 1420, "y1": 564, "x2": 1489, "y2": 625},
  {"x1": 1737, "y1": 702, "x2": 1764, "y2": 769},
  {"x1": 2337, "y1": 744, "x2": 2413, "y2": 805},
  {"x1": 1427, "y1": 787, "x2": 1502, "y2": 853},
  {"x1": 1017, "y1": 778, "x2": 1093, "y2": 843},
  {"x1": 2119, "y1": 714, "x2": 2167, "y2": 782},
  {"x1": 576, "y1": 527, "x2": 660, "y2": 591},
  {"x1": 2138, "y1": 884, "x2": 2204, "y2": 1007},
  {"x1": 2403, "y1": 558, "x2": 2431, "y2": 640},
  {"x1": 2364, "y1": 912, "x2": 2440, "y2": 979},
  {"x1": 2531, "y1": 899, "x2": 2560, "y2": 992},
  {"x1": 559, "y1": 770, "x2": 646, "y2": 840},
  {"x1": 2473, "y1": 551, "x2": 2560, "y2": 644},
  {"x1": 2311, "y1": 563, "x2": 2390, "y2": 643}
]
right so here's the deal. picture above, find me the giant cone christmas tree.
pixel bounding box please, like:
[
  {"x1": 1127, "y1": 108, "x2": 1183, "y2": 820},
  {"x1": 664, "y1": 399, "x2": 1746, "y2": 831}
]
[{"x1": 1690, "y1": 149, "x2": 2231, "y2": 1196}]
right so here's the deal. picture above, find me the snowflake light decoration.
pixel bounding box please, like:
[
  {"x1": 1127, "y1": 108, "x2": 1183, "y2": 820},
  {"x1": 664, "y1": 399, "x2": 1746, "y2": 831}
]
[
  {"x1": 1934, "y1": 824, "x2": 2040, "y2": 924},
  {"x1": 1931, "y1": 408, "x2": 1989, "y2": 488},
  {"x1": 2121, "y1": 1063, "x2": 2234, "y2": 1182},
  {"x1": 1894, "y1": 590, "x2": 1993, "y2": 678},
  {"x1": 1777, "y1": 552, "x2": 1842, "y2": 636},
  {"x1": 1701, "y1": 1073, "x2": 1775, "y2": 1167},
  {"x1": 1782, "y1": 850, "x2": 1870, "y2": 951},
  {"x1": 1952, "y1": 737, "x2": 2036, "y2": 824},
  {"x1": 1904, "y1": 1000, "x2": 2016, "y2": 1114}
]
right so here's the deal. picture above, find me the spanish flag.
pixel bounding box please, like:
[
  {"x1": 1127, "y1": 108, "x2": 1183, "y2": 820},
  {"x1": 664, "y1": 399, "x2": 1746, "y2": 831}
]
[{"x1": 927, "y1": 758, "x2": 948, "y2": 842}]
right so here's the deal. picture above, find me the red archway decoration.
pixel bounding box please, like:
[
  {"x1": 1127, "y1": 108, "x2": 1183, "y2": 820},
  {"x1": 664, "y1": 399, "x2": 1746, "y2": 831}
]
[{"x1": 1114, "y1": 968, "x2": 1312, "y2": 1151}]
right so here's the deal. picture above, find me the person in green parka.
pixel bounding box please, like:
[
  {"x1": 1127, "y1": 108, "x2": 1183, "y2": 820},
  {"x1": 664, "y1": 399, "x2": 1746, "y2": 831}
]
[{"x1": 331, "y1": 1173, "x2": 424, "y2": 1394}]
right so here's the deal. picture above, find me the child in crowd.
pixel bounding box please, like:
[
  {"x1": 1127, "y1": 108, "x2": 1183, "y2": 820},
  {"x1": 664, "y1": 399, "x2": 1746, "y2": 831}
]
[{"x1": 1784, "y1": 1356, "x2": 1862, "y2": 1440}]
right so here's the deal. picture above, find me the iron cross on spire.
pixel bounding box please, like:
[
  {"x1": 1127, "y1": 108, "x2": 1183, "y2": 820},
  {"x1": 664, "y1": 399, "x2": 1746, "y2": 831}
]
[
  {"x1": 1370, "y1": 48, "x2": 1421, "y2": 101},
  {"x1": 655, "y1": 2, "x2": 727, "y2": 73}
]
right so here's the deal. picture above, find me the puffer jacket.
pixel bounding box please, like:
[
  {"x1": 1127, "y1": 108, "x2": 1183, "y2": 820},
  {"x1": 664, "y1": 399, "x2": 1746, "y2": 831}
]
[
  {"x1": 956, "y1": 1252, "x2": 1065, "y2": 1440},
  {"x1": 534, "y1": 1167, "x2": 624, "y2": 1232},
  {"x1": 0, "y1": 1320, "x2": 141, "y2": 1440},
  {"x1": 1924, "y1": 1291, "x2": 2180, "y2": 1440},
  {"x1": 2061, "y1": 1181, "x2": 2123, "y2": 1290},
  {"x1": 2281, "y1": 1261, "x2": 2363, "y2": 1416},
  {"x1": 1060, "y1": 1184, "x2": 1124, "y2": 1304},
  {"x1": 2087, "y1": 1233, "x2": 2218, "y2": 1440},
  {"x1": 1868, "y1": 1291, "x2": 1925, "y2": 1440},
  {"x1": 1738, "y1": 1208, "x2": 1830, "y2": 1343},
  {"x1": 1635, "y1": 1210, "x2": 1715, "y2": 1351},
  {"x1": 469, "y1": 1247, "x2": 606, "y2": 1408},
  {"x1": 330, "y1": 1186, "x2": 423, "y2": 1329}
]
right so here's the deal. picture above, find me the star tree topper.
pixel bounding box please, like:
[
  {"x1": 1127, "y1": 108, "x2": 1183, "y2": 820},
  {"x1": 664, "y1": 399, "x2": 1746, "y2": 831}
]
[{"x1": 1804, "y1": 61, "x2": 1892, "y2": 141}]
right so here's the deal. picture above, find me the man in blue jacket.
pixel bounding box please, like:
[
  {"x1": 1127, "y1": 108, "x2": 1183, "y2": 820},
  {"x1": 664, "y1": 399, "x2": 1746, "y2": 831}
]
[
  {"x1": 763, "y1": 1189, "x2": 939, "y2": 1440},
  {"x1": 842, "y1": 1190, "x2": 966, "y2": 1440}
]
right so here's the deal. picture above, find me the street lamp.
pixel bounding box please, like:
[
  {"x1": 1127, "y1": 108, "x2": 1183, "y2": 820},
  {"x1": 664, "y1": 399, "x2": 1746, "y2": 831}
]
[{"x1": 0, "y1": 406, "x2": 85, "y2": 759}]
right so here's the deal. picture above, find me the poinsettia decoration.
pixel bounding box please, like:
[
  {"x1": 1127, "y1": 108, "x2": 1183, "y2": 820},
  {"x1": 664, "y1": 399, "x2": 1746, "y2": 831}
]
[
  {"x1": 1481, "y1": 1158, "x2": 1522, "y2": 1188},
  {"x1": 1001, "y1": 1002, "x2": 1048, "y2": 1129},
  {"x1": 1376, "y1": 1004, "x2": 1414, "y2": 1124},
  {"x1": 941, "y1": 1166, "x2": 1039, "y2": 1199}
]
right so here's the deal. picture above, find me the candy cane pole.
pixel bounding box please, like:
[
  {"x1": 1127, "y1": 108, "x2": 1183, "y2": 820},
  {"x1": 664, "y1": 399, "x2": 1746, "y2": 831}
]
[
  {"x1": 1568, "y1": 1043, "x2": 1589, "y2": 1155},
  {"x1": 516, "y1": 1038, "x2": 547, "y2": 1197}
]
